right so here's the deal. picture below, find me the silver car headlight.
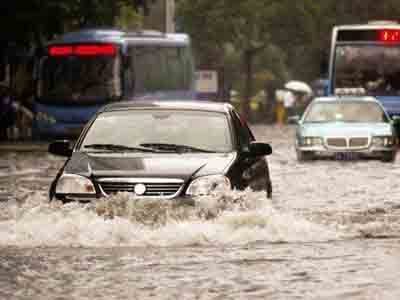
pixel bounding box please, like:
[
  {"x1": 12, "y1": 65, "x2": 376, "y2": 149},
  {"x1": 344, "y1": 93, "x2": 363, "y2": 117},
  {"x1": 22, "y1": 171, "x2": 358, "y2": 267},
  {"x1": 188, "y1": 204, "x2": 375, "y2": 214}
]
[
  {"x1": 186, "y1": 175, "x2": 231, "y2": 196},
  {"x1": 56, "y1": 174, "x2": 96, "y2": 194},
  {"x1": 300, "y1": 137, "x2": 323, "y2": 146},
  {"x1": 372, "y1": 136, "x2": 394, "y2": 147}
]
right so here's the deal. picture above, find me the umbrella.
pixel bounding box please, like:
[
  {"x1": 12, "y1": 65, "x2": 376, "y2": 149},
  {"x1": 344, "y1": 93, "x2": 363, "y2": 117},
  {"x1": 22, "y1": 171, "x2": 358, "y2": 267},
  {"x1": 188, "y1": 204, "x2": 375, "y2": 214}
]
[{"x1": 284, "y1": 81, "x2": 313, "y2": 94}]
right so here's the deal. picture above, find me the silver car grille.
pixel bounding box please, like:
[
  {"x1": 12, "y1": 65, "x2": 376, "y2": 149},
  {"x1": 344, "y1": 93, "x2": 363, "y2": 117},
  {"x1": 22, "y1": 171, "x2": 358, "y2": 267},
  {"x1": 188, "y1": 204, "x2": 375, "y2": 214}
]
[
  {"x1": 349, "y1": 137, "x2": 369, "y2": 148},
  {"x1": 326, "y1": 138, "x2": 347, "y2": 148},
  {"x1": 325, "y1": 137, "x2": 369, "y2": 150},
  {"x1": 97, "y1": 178, "x2": 184, "y2": 198}
]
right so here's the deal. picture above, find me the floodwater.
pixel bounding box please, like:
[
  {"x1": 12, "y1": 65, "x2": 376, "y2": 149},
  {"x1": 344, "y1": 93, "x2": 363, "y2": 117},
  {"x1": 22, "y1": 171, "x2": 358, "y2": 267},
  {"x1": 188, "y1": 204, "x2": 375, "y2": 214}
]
[{"x1": 1, "y1": 125, "x2": 400, "y2": 299}]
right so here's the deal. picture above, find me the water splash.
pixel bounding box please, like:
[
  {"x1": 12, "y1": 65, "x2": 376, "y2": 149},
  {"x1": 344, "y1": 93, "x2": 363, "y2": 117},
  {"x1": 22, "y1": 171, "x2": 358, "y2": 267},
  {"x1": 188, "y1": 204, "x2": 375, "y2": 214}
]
[{"x1": 0, "y1": 190, "x2": 341, "y2": 248}]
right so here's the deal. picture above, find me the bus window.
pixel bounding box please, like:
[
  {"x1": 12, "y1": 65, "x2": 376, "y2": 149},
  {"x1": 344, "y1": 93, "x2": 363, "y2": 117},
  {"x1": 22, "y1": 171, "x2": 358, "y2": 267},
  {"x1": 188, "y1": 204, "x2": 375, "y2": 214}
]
[
  {"x1": 334, "y1": 45, "x2": 400, "y2": 96},
  {"x1": 38, "y1": 54, "x2": 121, "y2": 105},
  {"x1": 126, "y1": 46, "x2": 192, "y2": 95}
]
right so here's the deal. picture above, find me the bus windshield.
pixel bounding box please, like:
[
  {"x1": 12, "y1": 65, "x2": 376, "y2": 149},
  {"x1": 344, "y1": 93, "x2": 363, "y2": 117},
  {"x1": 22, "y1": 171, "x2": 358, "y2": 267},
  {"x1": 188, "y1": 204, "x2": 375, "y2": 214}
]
[
  {"x1": 38, "y1": 55, "x2": 121, "y2": 105},
  {"x1": 125, "y1": 46, "x2": 194, "y2": 96},
  {"x1": 334, "y1": 45, "x2": 400, "y2": 96}
]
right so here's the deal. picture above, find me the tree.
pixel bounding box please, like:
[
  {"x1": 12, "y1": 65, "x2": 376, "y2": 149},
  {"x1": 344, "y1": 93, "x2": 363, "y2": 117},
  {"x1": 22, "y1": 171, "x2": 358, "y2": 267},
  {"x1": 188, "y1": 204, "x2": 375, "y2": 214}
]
[
  {"x1": 0, "y1": 0, "x2": 155, "y2": 48},
  {"x1": 177, "y1": 0, "x2": 316, "y2": 120}
]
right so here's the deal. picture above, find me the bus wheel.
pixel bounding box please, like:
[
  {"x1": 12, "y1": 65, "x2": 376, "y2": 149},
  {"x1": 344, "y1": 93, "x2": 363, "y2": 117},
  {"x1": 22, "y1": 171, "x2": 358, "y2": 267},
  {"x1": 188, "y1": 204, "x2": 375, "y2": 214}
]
[{"x1": 297, "y1": 150, "x2": 314, "y2": 162}]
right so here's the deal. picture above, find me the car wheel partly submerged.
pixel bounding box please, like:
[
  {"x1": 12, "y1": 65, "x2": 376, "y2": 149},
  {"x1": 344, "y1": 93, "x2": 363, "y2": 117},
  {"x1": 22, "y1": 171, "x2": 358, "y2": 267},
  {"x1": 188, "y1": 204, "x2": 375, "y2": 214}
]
[
  {"x1": 266, "y1": 181, "x2": 272, "y2": 199},
  {"x1": 296, "y1": 150, "x2": 314, "y2": 162},
  {"x1": 381, "y1": 151, "x2": 396, "y2": 163}
]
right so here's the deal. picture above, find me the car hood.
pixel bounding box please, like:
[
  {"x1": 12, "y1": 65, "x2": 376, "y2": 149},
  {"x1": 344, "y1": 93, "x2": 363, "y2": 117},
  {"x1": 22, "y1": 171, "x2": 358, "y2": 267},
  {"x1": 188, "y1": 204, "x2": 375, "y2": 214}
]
[
  {"x1": 299, "y1": 122, "x2": 393, "y2": 137},
  {"x1": 64, "y1": 152, "x2": 236, "y2": 180}
]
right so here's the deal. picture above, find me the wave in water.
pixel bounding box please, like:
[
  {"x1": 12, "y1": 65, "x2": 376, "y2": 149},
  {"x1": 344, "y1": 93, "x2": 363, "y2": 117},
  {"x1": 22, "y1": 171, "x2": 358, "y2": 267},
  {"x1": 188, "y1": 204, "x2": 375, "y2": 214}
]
[{"x1": 0, "y1": 190, "x2": 346, "y2": 248}]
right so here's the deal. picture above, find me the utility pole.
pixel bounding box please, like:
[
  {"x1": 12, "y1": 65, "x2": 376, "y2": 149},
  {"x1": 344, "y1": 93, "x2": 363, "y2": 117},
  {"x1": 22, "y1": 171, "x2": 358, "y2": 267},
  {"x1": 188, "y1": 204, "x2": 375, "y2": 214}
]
[
  {"x1": 143, "y1": 0, "x2": 175, "y2": 33},
  {"x1": 165, "y1": 0, "x2": 175, "y2": 33}
]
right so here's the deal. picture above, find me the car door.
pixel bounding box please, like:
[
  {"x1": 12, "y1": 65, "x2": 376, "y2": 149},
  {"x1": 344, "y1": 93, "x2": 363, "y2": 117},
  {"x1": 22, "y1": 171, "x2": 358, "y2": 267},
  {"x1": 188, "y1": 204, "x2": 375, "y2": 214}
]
[{"x1": 228, "y1": 111, "x2": 272, "y2": 197}]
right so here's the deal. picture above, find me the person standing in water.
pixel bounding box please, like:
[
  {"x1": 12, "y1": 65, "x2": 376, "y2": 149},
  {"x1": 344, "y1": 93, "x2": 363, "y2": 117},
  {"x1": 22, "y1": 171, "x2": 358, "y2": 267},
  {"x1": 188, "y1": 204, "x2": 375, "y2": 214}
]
[{"x1": 0, "y1": 86, "x2": 16, "y2": 140}]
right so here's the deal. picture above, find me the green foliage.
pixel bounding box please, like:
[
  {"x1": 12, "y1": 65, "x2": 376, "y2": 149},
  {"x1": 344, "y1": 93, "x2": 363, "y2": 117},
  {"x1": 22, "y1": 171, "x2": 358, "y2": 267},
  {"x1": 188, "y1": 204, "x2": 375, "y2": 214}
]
[
  {"x1": 177, "y1": 0, "x2": 400, "y2": 116},
  {"x1": 0, "y1": 0, "x2": 152, "y2": 47},
  {"x1": 115, "y1": 4, "x2": 143, "y2": 30},
  {"x1": 177, "y1": 0, "x2": 316, "y2": 117}
]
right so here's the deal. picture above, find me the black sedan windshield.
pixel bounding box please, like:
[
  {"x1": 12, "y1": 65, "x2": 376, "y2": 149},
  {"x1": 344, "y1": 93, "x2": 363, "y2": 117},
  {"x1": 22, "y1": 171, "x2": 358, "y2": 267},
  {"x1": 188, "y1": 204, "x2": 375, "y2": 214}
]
[
  {"x1": 80, "y1": 110, "x2": 233, "y2": 153},
  {"x1": 304, "y1": 101, "x2": 389, "y2": 123}
]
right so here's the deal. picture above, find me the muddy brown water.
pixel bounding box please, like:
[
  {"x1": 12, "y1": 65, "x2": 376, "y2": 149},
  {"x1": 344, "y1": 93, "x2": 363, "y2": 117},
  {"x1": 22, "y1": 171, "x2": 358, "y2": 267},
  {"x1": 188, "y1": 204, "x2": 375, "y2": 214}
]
[{"x1": 1, "y1": 125, "x2": 400, "y2": 299}]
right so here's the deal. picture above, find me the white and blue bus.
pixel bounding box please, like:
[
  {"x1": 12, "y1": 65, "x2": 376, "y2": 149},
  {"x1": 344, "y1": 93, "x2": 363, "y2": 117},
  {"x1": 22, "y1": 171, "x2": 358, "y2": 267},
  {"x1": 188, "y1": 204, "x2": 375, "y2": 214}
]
[
  {"x1": 328, "y1": 21, "x2": 400, "y2": 118},
  {"x1": 34, "y1": 29, "x2": 196, "y2": 138}
]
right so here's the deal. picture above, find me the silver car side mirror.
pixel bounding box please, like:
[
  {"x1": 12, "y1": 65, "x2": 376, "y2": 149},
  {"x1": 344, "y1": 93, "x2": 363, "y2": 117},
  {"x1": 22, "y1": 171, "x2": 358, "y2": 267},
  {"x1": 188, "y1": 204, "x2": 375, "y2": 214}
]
[{"x1": 288, "y1": 115, "x2": 301, "y2": 125}]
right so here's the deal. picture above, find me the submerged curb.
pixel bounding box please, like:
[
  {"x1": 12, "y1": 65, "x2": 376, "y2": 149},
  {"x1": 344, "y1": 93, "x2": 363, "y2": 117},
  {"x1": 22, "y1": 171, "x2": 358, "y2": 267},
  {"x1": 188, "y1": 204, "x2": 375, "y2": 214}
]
[{"x1": 0, "y1": 142, "x2": 49, "y2": 152}]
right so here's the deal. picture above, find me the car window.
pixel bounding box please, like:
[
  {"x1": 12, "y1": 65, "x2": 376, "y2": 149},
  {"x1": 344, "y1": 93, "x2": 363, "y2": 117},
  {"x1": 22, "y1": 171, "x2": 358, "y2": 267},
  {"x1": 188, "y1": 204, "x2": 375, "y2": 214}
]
[
  {"x1": 81, "y1": 110, "x2": 233, "y2": 152},
  {"x1": 304, "y1": 101, "x2": 389, "y2": 123},
  {"x1": 231, "y1": 111, "x2": 254, "y2": 149}
]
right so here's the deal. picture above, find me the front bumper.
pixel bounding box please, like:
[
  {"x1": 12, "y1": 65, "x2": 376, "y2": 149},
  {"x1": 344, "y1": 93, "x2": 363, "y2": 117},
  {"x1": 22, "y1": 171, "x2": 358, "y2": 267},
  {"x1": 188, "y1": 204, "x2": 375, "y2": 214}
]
[
  {"x1": 296, "y1": 143, "x2": 395, "y2": 158},
  {"x1": 54, "y1": 178, "x2": 187, "y2": 202}
]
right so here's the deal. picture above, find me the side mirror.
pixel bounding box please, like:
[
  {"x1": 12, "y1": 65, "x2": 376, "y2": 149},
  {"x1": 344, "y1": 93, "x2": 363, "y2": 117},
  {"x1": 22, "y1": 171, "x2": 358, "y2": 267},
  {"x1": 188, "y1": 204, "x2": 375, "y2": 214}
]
[
  {"x1": 391, "y1": 115, "x2": 400, "y2": 122},
  {"x1": 288, "y1": 115, "x2": 301, "y2": 124},
  {"x1": 48, "y1": 140, "x2": 73, "y2": 157},
  {"x1": 249, "y1": 142, "x2": 272, "y2": 157}
]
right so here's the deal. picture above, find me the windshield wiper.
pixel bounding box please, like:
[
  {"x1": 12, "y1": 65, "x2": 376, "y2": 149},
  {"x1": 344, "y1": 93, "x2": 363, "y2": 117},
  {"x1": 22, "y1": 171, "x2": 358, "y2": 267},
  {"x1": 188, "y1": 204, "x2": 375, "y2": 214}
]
[
  {"x1": 140, "y1": 143, "x2": 216, "y2": 153},
  {"x1": 83, "y1": 144, "x2": 158, "y2": 153}
]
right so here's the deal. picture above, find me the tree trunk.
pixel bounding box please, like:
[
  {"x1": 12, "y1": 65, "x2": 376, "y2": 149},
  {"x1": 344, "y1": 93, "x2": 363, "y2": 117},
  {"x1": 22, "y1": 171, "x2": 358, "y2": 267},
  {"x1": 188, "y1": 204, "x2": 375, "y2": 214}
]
[{"x1": 242, "y1": 50, "x2": 253, "y2": 121}]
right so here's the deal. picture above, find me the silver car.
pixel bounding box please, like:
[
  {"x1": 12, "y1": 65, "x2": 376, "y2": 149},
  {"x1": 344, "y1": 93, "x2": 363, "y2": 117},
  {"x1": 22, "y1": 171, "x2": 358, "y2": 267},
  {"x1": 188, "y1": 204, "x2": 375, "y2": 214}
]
[{"x1": 295, "y1": 96, "x2": 397, "y2": 162}]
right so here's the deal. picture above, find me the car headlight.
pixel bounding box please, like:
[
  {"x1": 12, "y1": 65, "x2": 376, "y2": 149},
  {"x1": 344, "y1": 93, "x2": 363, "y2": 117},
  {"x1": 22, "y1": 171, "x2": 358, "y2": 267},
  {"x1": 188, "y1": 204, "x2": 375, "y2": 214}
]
[
  {"x1": 186, "y1": 175, "x2": 231, "y2": 196},
  {"x1": 56, "y1": 174, "x2": 96, "y2": 194},
  {"x1": 372, "y1": 136, "x2": 394, "y2": 147},
  {"x1": 36, "y1": 111, "x2": 57, "y2": 124},
  {"x1": 300, "y1": 137, "x2": 323, "y2": 146}
]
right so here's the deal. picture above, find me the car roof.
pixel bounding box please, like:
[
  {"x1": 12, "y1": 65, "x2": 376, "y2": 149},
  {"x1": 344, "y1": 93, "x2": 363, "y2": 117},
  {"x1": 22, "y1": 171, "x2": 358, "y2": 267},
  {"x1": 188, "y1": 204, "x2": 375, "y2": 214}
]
[
  {"x1": 100, "y1": 100, "x2": 234, "y2": 114},
  {"x1": 312, "y1": 96, "x2": 380, "y2": 103}
]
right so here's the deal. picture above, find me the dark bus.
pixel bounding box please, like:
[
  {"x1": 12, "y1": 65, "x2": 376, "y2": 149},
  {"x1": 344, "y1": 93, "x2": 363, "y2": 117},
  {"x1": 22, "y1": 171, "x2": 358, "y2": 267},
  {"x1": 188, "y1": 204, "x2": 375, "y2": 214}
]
[{"x1": 34, "y1": 29, "x2": 196, "y2": 138}]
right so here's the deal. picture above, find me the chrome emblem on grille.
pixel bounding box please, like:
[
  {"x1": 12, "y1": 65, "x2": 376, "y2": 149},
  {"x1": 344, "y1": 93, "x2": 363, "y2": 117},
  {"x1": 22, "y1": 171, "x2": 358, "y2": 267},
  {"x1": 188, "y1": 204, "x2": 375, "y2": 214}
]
[{"x1": 134, "y1": 184, "x2": 146, "y2": 195}]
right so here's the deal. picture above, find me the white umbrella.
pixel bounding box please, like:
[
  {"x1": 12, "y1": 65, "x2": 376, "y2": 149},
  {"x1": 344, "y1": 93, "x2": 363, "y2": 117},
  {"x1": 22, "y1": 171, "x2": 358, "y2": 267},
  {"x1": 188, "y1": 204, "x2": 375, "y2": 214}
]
[{"x1": 284, "y1": 81, "x2": 313, "y2": 94}]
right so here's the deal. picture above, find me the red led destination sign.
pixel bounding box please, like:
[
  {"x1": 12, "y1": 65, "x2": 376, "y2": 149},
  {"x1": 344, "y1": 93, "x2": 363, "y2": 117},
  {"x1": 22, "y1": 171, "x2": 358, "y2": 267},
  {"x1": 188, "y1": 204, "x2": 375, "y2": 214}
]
[
  {"x1": 48, "y1": 44, "x2": 117, "y2": 57},
  {"x1": 379, "y1": 29, "x2": 400, "y2": 42},
  {"x1": 337, "y1": 29, "x2": 400, "y2": 43}
]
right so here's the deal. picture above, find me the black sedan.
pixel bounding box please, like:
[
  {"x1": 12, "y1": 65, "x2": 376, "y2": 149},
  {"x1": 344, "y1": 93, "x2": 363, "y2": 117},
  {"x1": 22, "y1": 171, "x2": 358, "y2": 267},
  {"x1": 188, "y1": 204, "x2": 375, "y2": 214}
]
[{"x1": 49, "y1": 101, "x2": 272, "y2": 202}]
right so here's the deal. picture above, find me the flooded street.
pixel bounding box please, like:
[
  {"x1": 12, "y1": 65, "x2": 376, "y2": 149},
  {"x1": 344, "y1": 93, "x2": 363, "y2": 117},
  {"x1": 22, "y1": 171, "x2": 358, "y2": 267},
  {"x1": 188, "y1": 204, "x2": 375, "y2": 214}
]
[{"x1": 1, "y1": 125, "x2": 400, "y2": 299}]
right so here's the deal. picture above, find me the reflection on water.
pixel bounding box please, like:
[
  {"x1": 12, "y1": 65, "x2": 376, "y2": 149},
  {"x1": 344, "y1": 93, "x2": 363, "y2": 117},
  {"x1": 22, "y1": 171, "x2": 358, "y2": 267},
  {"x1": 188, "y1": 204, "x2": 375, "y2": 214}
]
[{"x1": 1, "y1": 125, "x2": 400, "y2": 299}]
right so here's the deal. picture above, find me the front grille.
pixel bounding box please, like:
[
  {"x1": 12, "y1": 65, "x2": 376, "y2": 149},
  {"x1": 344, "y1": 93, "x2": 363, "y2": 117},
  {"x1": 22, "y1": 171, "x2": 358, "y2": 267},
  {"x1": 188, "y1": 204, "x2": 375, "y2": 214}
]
[
  {"x1": 97, "y1": 178, "x2": 184, "y2": 198},
  {"x1": 349, "y1": 137, "x2": 369, "y2": 148},
  {"x1": 326, "y1": 138, "x2": 347, "y2": 148}
]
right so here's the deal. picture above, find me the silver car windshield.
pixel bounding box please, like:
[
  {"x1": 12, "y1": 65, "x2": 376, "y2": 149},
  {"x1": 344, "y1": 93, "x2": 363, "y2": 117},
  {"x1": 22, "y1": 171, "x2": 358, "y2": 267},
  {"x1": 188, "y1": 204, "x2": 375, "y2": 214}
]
[
  {"x1": 303, "y1": 101, "x2": 389, "y2": 123},
  {"x1": 80, "y1": 110, "x2": 233, "y2": 153}
]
